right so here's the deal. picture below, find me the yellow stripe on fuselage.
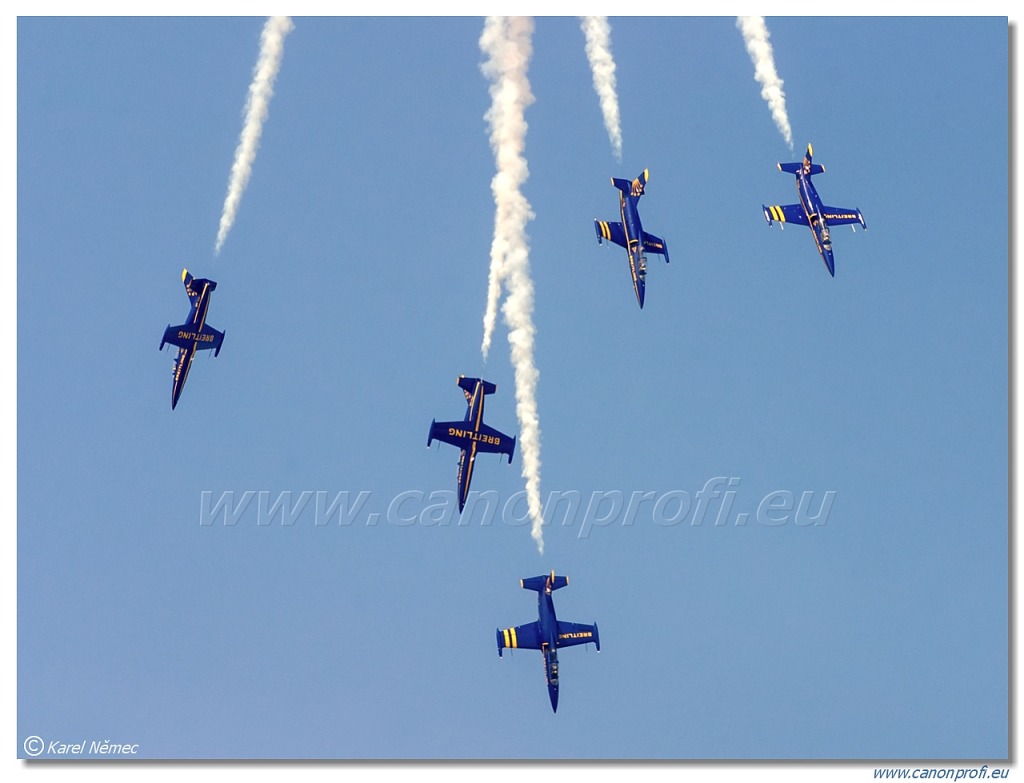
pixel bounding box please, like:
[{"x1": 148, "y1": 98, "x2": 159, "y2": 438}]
[
  {"x1": 473, "y1": 385, "x2": 484, "y2": 430},
  {"x1": 510, "y1": 627, "x2": 518, "y2": 648},
  {"x1": 462, "y1": 442, "x2": 477, "y2": 500},
  {"x1": 196, "y1": 283, "x2": 209, "y2": 332},
  {"x1": 175, "y1": 348, "x2": 194, "y2": 401}
]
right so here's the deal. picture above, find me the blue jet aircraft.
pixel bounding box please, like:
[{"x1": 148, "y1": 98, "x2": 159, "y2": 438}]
[
  {"x1": 497, "y1": 571, "x2": 600, "y2": 713},
  {"x1": 593, "y1": 168, "x2": 670, "y2": 308},
  {"x1": 159, "y1": 268, "x2": 224, "y2": 409},
  {"x1": 762, "y1": 144, "x2": 866, "y2": 277},
  {"x1": 428, "y1": 376, "x2": 516, "y2": 512}
]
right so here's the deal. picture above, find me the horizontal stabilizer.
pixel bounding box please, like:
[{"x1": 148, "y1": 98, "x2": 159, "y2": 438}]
[
  {"x1": 778, "y1": 160, "x2": 824, "y2": 176},
  {"x1": 521, "y1": 571, "x2": 568, "y2": 593},
  {"x1": 779, "y1": 144, "x2": 825, "y2": 177},
  {"x1": 457, "y1": 376, "x2": 496, "y2": 396},
  {"x1": 183, "y1": 268, "x2": 217, "y2": 296},
  {"x1": 611, "y1": 168, "x2": 648, "y2": 197}
]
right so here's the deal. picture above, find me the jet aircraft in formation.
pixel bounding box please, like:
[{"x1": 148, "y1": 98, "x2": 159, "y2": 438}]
[
  {"x1": 159, "y1": 145, "x2": 867, "y2": 716},
  {"x1": 594, "y1": 168, "x2": 671, "y2": 309},
  {"x1": 762, "y1": 143, "x2": 866, "y2": 276},
  {"x1": 497, "y1": 571, "x2": 600, "y2": 712},
  {"x1": 159, "y1": 268, "x2": 224, "y2": 410},
  {"x1": 427, "y1": 376, "x2": 516, "y2": 512}
]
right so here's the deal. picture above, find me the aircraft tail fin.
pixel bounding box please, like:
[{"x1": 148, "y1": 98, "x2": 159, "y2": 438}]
[
  {"x1": 611, "y1": 168, "x2": 648, "y2": 198},
  {"x1": 778, "y1": 144, "x2": 824, "y2": 176},
  {"x1": 183, "y1": 267, "x2": 218, "y2": 297},
  {"x1": 521, "y1": 571, "x2": 569, "y2": 592},
  {"x1": 457, "y1": 376, "x2": 497, "y2": 396}
]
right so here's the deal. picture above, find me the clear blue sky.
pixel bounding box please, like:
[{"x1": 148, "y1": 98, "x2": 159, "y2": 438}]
[{"x1": 13, "y1": 14, "x2": 1011, "y2": 766}]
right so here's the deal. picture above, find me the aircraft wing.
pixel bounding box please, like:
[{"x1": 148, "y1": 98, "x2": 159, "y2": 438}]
[
  {"x1": 763, "y1": 203, "x2": 809, "y2": 226},
  {"x1": 428, "y1": 420, "x2": 470, "y2": 450},
  {"x1": 162, "y1": 324, "x2": 191, "y2": 351},
  {"x1": 497, "y1": 621, "x2": 543, "y2": 655},
  {"x1": 556, "y1": 621, "x2": 600, "y2": 651},
  {"x1": 821, "y1": 205, "x2": 867, "y2": 228},
  {"x1": 594, "y1": 219, "x2": 628, "y2": 248},
  {"x1": 642, "y1": 231, "x2": 670, "y2": 262},
  {"x1": 161, "y1": 323, "x2": 224, "y2": 354},
  {"x1": 473, "y1": 423, "x2": 516, "y2": 462},
  {"x1": 429, "y1": 421, "x2": 515, "y2": 462},
  {"x1": 198, "y1": 324, "x2": 225, "y2": 355}
]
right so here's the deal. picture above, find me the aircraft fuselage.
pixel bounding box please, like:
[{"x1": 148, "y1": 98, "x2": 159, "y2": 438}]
[
  {"x1": 594, "y1": 169, "x2": 669, "y2": 308},
  {"x1": 765, "y1": 145, "x2": 864, "y2": 277},
  {"x1": 536, "y1": 584, "x2": 561, "y2": 712},
  {"x1": 160, "y1": 270, "x2": 223, "y2": 410},
  {"x1": 428, "y1": 376, "x2": 516, "y2": 513},
  {"x1": 454, "y1": 381, "x2": 488, "y2": 511},
  {"x1": 496, "y1": 572, "x2": 599, "y2": 713},
  {"x1": 170, "y1": 282, "x2": 214, "y2": 409},
  {"x1": 619, "y1": 190, "x2": 648, "y2": 308},
  {"x1": 795, "y1": 173, "x2": 835, "y2": 276}
]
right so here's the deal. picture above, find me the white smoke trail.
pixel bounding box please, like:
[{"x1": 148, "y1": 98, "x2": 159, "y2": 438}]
[
  {"x1": 214, "y1": 16, "x2": 294, "y2": 256},
  {"x1": 479, "y1": 16, "x2": 545, "y2": 554},
  {"x1": 480, "y1": 17, "x2": 533, "y2": 361},
  {"x1": 736, "y1": 16, "x2": 793, "y2": 151},
  {"x1": 579, "y1": 16, "x2": 622, "y2": 162}
]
